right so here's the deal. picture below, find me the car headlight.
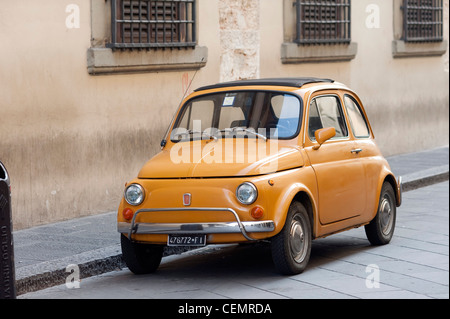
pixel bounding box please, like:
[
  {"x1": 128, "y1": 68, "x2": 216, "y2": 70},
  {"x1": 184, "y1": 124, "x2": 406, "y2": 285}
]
[
  {"x1": 124, "y1": 184, "x2": 145, "y2": 206},
  {"x1": 236, "y1": 182, "x2": 258, "y2": 205}
]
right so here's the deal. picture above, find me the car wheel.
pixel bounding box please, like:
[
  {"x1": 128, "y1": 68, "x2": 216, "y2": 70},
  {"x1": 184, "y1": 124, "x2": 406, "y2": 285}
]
[
  {"x1": 120, "y1": 234, "x2": 164, "y2": 274},
  {"x1": 365, "y1": 182, "x2": 396, "y2": 245},
  {"x1": 271, "y1": 201, "x2": 312, "y2": 275}
]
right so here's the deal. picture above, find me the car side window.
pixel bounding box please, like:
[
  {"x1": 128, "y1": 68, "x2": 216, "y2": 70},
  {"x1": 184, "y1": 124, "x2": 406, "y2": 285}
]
[
  {"x1": 308, "y1": 95, "x2": 348, "y2": 140},
  {"x1": 343, "y1": 95, "x2": 370, "y2": 138}
]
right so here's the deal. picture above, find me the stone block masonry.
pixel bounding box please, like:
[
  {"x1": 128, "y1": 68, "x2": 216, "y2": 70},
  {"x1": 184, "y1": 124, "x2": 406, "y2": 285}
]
[{"x1": 219, "y1": 0, "x2": 260, "y2": 81}]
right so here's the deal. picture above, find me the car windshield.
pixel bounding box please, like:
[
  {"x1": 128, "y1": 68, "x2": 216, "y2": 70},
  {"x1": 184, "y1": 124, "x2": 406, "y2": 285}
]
[{"x1": 170, "y1": 91, "x2": 302, "y2": 142}]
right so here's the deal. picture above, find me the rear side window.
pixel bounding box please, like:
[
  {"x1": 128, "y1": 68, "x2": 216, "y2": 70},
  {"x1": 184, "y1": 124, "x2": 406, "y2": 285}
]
[
  {"x1": 343, "y1": 95, "x2": 370, "y2": 138},
  {"x1": 308, "y1": 95, "x2": 348, "y2": 140}
]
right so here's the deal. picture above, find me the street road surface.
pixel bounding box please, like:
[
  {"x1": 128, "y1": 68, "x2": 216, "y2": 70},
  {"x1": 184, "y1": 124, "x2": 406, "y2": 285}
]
[{"x1": 20, "y1": 181, "x2": 449, "y2": 300}]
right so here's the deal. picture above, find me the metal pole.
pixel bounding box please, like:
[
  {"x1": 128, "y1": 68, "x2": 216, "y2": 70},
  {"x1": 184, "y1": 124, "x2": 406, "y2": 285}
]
[{"x1": 0, "y1": 161, "x2": 16, "y2": 299}]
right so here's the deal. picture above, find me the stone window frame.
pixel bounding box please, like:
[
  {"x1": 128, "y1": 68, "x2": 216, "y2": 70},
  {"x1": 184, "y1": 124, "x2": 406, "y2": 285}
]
[
  {"x1": 87, "y1": 0, "x2": 207, "y2": 75},
  {"x1": 392, "y1": 0, "x2": 447, "y2": 58},
  {"x1": 281, "y1": 0, "x2": 358, "y2": 64}
]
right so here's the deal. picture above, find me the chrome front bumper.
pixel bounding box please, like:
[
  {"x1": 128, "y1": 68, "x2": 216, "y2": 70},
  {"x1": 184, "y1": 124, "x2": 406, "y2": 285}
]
[{"x1": 118, "y1": 207, "x2": 275, "y2": 242}]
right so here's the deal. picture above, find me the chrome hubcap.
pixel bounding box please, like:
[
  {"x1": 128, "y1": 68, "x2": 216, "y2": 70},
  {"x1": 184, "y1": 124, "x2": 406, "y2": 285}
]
[
  {"x1": 289, "y1": 217, "x2": 307, "y2": 263},
  {"x1": 379, "y1": 195, "x2": 394, "y2": 235}
]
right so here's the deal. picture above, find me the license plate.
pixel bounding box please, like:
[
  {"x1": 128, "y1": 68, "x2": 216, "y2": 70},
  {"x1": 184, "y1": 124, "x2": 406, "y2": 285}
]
[{"x1": 167, "y1": 234, "x2": 206, "y2": 247}]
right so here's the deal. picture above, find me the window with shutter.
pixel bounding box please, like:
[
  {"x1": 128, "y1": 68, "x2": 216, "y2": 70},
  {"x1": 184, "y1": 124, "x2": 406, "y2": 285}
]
[
  {"x1": 402, "y1": 0, "x2": 444, "y2": 42},
  {"x1": 109, "y1": 0, "x2": 196, "y2": 49},
  {"x1": 294, "y1": 0, "x2": 351, "y2": 45}
]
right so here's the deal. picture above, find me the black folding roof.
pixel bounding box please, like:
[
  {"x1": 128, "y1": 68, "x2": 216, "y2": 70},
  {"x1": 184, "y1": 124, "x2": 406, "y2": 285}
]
[{"x1": 194, "y1": 77, "x2": 334, "y2": 92}]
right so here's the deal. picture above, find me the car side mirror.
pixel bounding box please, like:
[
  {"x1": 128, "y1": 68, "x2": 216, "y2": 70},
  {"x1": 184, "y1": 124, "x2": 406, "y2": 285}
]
[{"x1": 313, "y1": 127, "x2": 336, "y2": 150}]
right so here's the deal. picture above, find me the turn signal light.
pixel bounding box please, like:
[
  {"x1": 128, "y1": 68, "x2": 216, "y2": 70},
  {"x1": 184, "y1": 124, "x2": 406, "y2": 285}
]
[
  {"x1": 251, "y1": 206, "x2": 264, "y2": 220},
  {"x1": 122, "y1": 208, "x2": 134, "y2": 220}
]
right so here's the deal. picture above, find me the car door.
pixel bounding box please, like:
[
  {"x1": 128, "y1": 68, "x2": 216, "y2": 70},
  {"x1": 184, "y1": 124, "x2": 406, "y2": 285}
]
[
  {"x1": 342, "y1": 93, "x2": 377, "y2": 216},
  {"x1": 305, "y1": 93, "x2": 366, "y2": 225}
]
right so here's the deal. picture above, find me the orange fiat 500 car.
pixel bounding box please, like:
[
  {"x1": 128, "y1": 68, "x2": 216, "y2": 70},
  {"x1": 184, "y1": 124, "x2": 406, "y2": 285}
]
[{"x1": 118, "y1": 78, "x2": 402, "y2": 275}]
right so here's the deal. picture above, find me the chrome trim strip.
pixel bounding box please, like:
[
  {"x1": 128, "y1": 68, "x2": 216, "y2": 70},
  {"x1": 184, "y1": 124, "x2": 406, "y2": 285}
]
[
  {"x1": 397, "y1": 176, "x2": 403, "y2": 207},
  {"x1": 121, "y1": 207, "x2": 275, "y2": 241},
  {"x1": 118, "y1": 220, "x2": 275, "y2": 235}
]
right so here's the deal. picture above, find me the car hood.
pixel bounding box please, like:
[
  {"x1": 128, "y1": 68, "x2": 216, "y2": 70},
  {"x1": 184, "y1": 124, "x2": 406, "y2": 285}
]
[{"x1": 138, "y1": 139, "x2": 304, "y2": 178}]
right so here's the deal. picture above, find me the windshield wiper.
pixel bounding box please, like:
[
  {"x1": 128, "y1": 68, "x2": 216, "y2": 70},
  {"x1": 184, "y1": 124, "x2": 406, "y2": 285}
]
[
  {"x1": 238, "y1": 128, "x2": 267, "y2": 141},
  {"x1": 220, "y1": 127, "x2": 267, "y2": 141},
  {"x1": 176, "y1": 128, "x2": 267, "y2": 142},
  {"x1": 180, "y1": 130, "x2": 218, "y2": 141}
]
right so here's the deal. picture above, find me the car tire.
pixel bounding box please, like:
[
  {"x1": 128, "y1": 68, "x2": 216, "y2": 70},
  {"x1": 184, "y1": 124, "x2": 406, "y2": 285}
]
[
  {"x1": 365, "y1": 182, "x2": 396, "y2": 245},
  {"x1": 271, "y1": 201, "x2": 312, "y2": 275},
  {"x1": 120, "y1": 234, "x2": 164, "y2": 274}
]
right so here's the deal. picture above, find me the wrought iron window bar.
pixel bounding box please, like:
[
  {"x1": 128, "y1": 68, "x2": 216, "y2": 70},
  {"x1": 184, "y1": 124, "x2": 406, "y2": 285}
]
[
  {"x1": 294, "y1": 0, "x2": 351, "y2": 45},
  {"x1": 108, "y1": 0, "x2": 197, "y2": 50},
  {"x1": 402, "y1": 0, "x2": 443, "y2": 42}
]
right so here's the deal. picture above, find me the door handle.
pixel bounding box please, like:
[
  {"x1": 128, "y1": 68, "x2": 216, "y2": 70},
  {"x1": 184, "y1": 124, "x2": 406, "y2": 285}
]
[{"x1": 351, "y1": 149, "x2": 363, "y2": 154}]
